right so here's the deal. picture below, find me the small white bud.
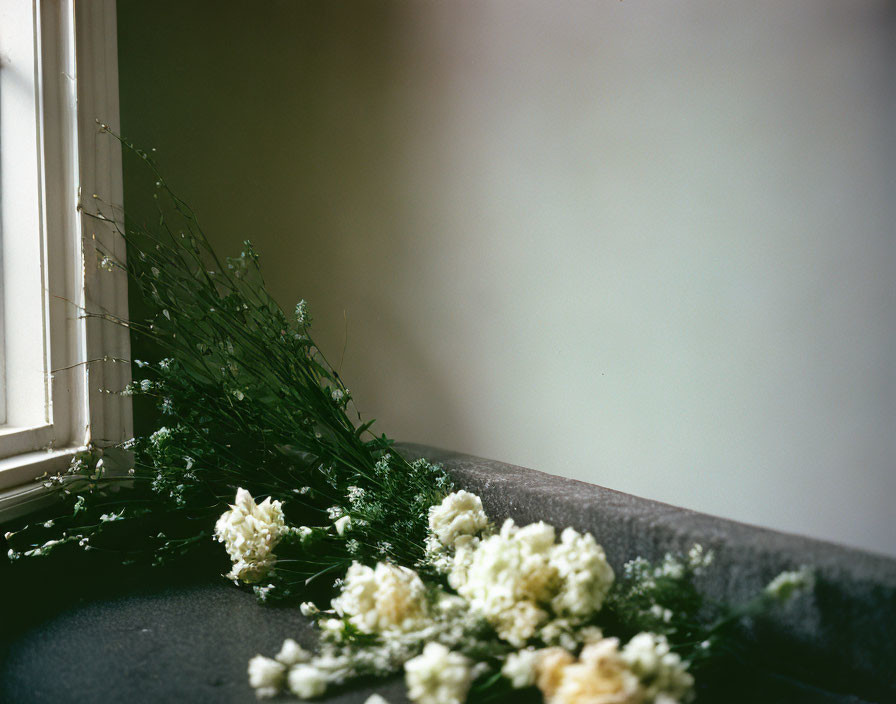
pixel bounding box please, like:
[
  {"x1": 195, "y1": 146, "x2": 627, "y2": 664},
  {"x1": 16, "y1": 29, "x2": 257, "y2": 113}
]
[{"x1": 334, "y1": 516, "x2": 352, "y2": 536}]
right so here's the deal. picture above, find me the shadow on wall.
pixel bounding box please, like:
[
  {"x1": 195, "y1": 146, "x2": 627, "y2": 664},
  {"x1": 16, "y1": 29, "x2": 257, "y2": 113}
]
[{"x1": 118, "y1": 0, "x2": 471, "y2": 445}]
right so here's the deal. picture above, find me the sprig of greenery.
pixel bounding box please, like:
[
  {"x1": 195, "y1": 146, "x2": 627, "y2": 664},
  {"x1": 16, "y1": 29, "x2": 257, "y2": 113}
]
[{"x1": 603, "y1": 547, "x2": 712, "y2": 657}]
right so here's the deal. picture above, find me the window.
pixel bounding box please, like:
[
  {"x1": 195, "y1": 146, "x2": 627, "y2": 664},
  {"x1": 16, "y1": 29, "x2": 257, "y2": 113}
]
[{"x1": 0, "y1": 0, "x2": 131, "y2": 520}]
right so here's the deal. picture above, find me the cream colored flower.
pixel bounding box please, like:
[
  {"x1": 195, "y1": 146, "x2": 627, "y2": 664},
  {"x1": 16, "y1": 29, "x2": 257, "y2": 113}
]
[
  {"x1": 535, "y1": 647, "x2": 576, "y2": 699},
  {"x1": 247, "y1": 655, "x2": 285, "y2": 699},
  {"x1": 276, "y1": 638, "x2": 312, "y2": 666},
  {"x1": 495, "y1": 599, "x2": 551, "y2": 648},
  {"x1": 448, "y1": 515, "x2": 615, "y2": 647},
  {"x1": 453, "y1": 519, "x2": 556, "y2": 646},
  {"x1": 300, "y1": 601, "x2": 319, "y2": 617},
  {"x1": 445, "y1": 534, "x2": 479, "y2": 589},
  {"x1": 405, "y1": 643, "x2": 473, "y2": 704},
  {"x1": 544, "y1": 639, "x2": 643, "y2": 704},
  {"x1": 287, "y1": 664, "x2": 328, "y2": 699},
  {"x1": 365, "y1": 695, "x2": 391, "y2": 704},
  {"x1": 502, "y1": 647, "x2": 541, "y2": 689},
  {"x1": 579, "y1": 626, "x2": 606, "y2": 645},
  {"x1": 540, "y1": 618, "x2": 593, "y2": 651},
  {"x1": 332, "y1": 561, "x2": 428, "y2": 633},
  {"x1": 549, "y1": 527, "x2": 615, "y2": 619},
  {"x1": 429, "y1": 490, "x2": 490, "y2": 549},
  {"x1": 214, "y1": 488, "x2": 287, "y2": 584}
]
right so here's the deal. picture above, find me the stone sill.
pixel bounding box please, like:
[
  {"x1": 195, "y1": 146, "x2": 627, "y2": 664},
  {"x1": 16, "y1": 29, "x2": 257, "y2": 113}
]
[
  {"x1": 404, "y1": 444, "x2": 896, "y2": 703},
  {"x1": 1, "y1": 444, "x2": 893, "y2": 703}
]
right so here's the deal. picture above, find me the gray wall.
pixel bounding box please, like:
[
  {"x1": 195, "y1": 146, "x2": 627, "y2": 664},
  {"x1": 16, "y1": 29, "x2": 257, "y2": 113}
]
[{"x1": 118, "y1": 0, "x2": 896, "y2": 557}]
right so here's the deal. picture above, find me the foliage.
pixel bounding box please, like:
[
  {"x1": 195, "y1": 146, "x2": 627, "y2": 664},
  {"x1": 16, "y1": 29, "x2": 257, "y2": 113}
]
[{"x1": 5, "y1": 129, "x2": 453, "y2": 594}]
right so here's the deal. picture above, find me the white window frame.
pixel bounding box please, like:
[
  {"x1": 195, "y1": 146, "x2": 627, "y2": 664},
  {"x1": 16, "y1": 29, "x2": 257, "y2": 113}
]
[{"x1": 0, "y1": 0, "x2": 131, "y2": 521}]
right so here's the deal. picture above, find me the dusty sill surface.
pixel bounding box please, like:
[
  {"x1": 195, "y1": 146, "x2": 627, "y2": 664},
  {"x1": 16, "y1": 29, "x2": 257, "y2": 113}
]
[{"x1": 0, "y1": 444, "x2": 893, "y2": 703}]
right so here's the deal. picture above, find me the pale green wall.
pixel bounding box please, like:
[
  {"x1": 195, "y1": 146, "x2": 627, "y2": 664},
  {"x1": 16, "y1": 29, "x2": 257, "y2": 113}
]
[{"x1": 118, "y1": 1, "x2": 896, "y2": 556}]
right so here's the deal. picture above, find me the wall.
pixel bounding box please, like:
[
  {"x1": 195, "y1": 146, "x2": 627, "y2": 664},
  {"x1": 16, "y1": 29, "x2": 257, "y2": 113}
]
[{"x1": 117, "y1": 0, "x2": 896, "y2": 556}]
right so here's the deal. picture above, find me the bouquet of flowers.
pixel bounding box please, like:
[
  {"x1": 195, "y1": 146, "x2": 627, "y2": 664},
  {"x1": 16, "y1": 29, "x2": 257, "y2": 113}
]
[{"x1": 4, "y1": 132, "x2": 812, "y2": 703}]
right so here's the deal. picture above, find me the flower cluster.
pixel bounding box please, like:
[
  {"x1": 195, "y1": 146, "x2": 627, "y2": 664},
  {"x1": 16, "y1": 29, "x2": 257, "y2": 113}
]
[
  {"x1": 620, "y1": 633, "x2": 694, "y2": 702},
  {"x1": 247, "y1": 492, "x2": 617, "y2": 702},
  {"x1": 529, "y1": 632, "x2": 692, "y2": 704},
  {"x1": 604, "y1": 546, "x2": 714, "y2": 644},
  {"x1": 331, "y1": 562, "x2": 428, "y2": 634},
  {"x1": 428, "y1": 490, "x2": 491, "y2": 550},
  {"x1": 405, "y1": 643, "x2": 475, "y2": 704},
  {"x1": 427, "y1": 493, "x2": 614, "y2": 647},
  {"x1": 214, "y1": 488, "x2": 288, "y2": 584},
  {"x1": 249, "y1": 581, "x2": 492, "y2": 700},
  {"x1": 248, "y1": 639, "x2": 314, "y2": 698},
  {"x1": 236, "y1": 487, "x2": 816, "y2": 704}
]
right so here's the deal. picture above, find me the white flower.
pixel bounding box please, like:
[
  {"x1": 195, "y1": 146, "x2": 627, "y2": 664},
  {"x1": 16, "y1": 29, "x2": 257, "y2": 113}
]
[
  {"x1": 686, "y1": 544, "x2": 713, "y2": 572},
  {"x1": 764, "y1": 567, "x2": 814, "y2": 601},
  {"x1": 347, "y1": 485, "x2": 366, "y2": 503},
  {"x1": 248, "y1": 655, "x2": 285, "y2": 699},
  {"x1": 621, "y1": 633, "x2": 694, "y2": 702},
  {"x1": 214, "y1": 488, "x2": 287, "y2": 584},
  {"x1": 295, "y1": 299, "x2": 311, "y2": 326},
  {"x1": 541, "y1": 620, "x2": 605, "y2": 651},
  {"x1": 444, "y1": 534, "x2": 479, "y2": 587},
  {"x1": 649, "y1": 605, "x2": 673, "y2": 623},
  {"x1": 287, "y1": 664, "x2": 328, "y2": 699},
  {"x1": 319, "y1": 617, "x2": 345, "y2": 637},
  {"x1": 428, "y1": 490, "x2": 490, "y2": 549},
  {"x1": 334, "y1": 515, "x2": 352, "y2": 536},
  {"x1": 307, "y1": 652, "x2": 353, "y2": 683},
  {"x1": 503, "y1": 600, "x2": 552, "y2": 648},
  {"x1": 332, "y1": 562, "x2": 428, "y2": 633},
  {"x1": 502, "y1": 647, "x2": 540, "y2": 688},
  {"x1": 276, "y1": 638, "x2": 311, "y2": 666},
  {"x1": 300, "y1": 601, "x2": 320, "y2": 617},
  {"x1": 405, "y1": 643, "x2": 473, "y2": 704},
  {"x1": 365, "y1": 695, "x2": 391, "y2": 704},
  {"x1": 549, "y1": 528, "x2": 614, "y2": 619},
  {"x1": 536, "y1": 639, "x2": 645, "y2": 704},
  {"x1": 658, "y1": 555, "x2": 685, "y2": 580},
  {"x1": 453, "y1": 518, "x2": 555, "y2": 646},
  {"x1": 579, "y1": 626, "x2": 605, "y2": 645},
  {"x1": 448, "y1": 516, "x2": 615, "y2": 647},
  {"x1": 540, "y1": 619, "x2": 581, "y2": 651},
  {"x1": 253, "y1": 583, "x2": 275, "y2": 603}
]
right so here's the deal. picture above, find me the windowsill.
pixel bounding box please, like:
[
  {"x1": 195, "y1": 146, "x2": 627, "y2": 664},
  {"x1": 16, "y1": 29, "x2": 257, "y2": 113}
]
[
  {"x1": 0, "y1": 447, "x2": 85, "y2": 523},
  {"x1": 1, "y1": 444, "x2": 894, "y2": 702},
  {"x1": 0, "y1": 425, "x2": 55, "y2": 461},
  {"x1": 0, "y1": 0, "x2": 131, "y2": 523}
]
